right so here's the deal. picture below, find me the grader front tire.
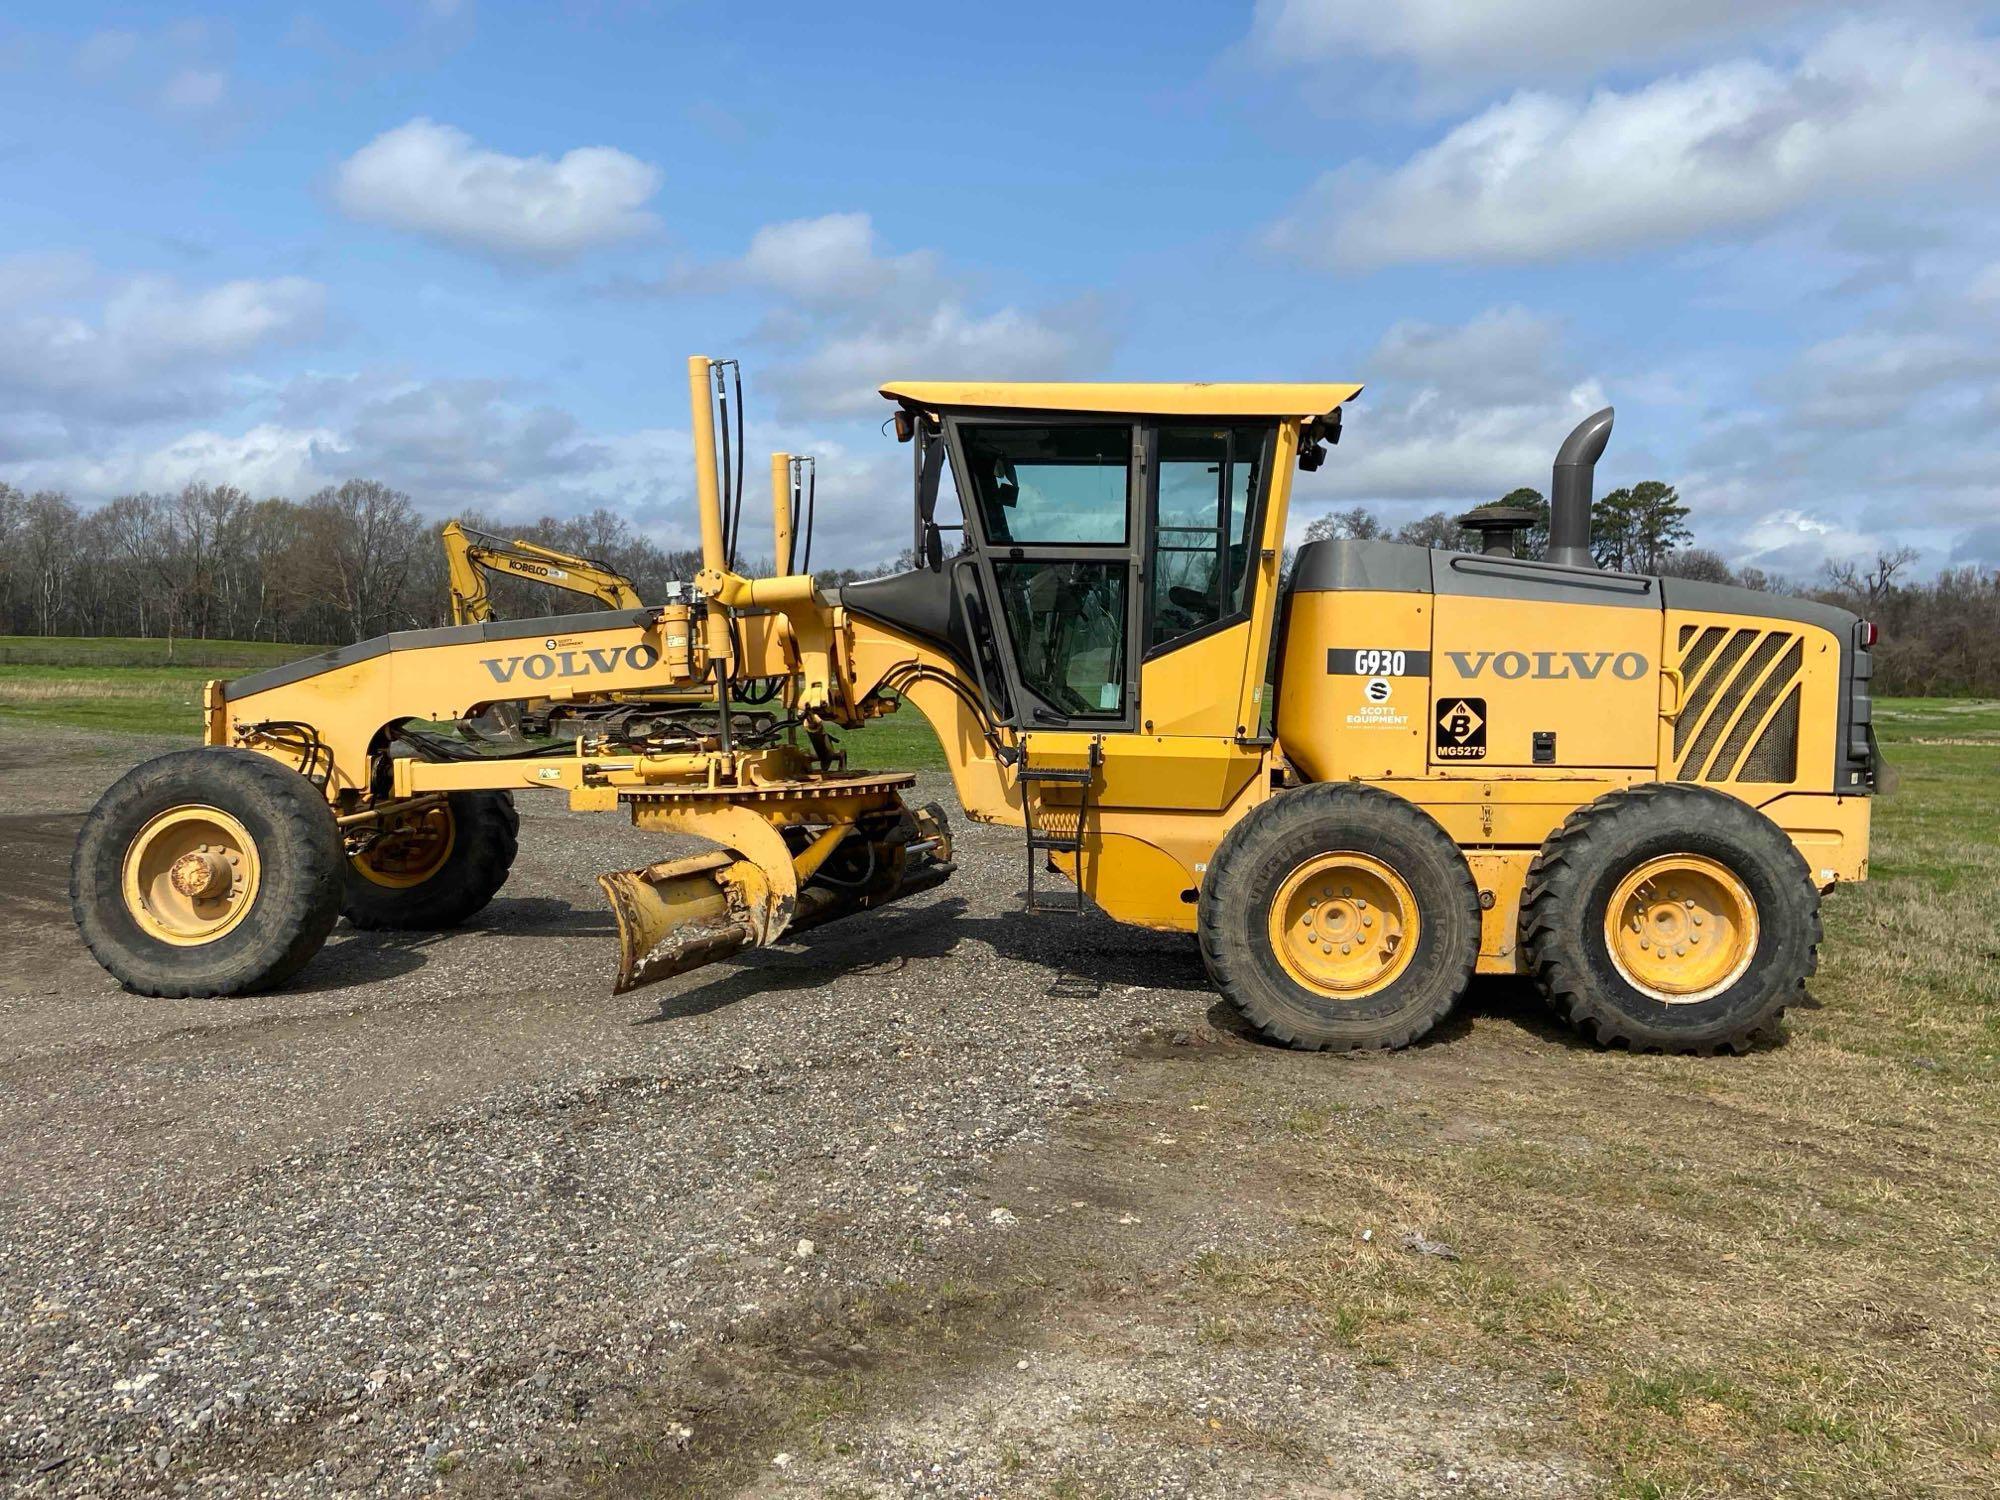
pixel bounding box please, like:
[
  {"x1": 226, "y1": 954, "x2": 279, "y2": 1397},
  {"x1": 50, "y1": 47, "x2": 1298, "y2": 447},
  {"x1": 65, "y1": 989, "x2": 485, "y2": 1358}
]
[
  {"x1": 1520, "y1": 783, "x2": 1821, "y2": 1054},
  {"x1": 1199, "y1": 784, "x2": 1481, "y2": 1051},
  {"x1": 69, "y1": 748, "x2": 344, "y2": 998},
  {"x1": 342, "y1": 791, "x2": 518, "y2": 932}
]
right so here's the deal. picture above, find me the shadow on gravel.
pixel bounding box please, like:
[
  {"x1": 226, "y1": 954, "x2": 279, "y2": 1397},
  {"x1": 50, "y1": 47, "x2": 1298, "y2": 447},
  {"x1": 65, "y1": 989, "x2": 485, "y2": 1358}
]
[
  {"x1": 1204, "y1": 976, "x2": 1599, "y2": 1056},
  {"x1": 1208, "y1": 975, "x2": 1791, "y2": 1056},
  {"x1": 285, "y1": 929, "x2": 442, "y2": 993},
  {"x1": 636, "y1": 900, "x2": 977, "y2": 1024},
  {"x1": 637, "y1": 897, "x2": 1214, "y2": 1028},
  {"x1": 468, "y1": 895, "x2": 617, "y2": 937}
]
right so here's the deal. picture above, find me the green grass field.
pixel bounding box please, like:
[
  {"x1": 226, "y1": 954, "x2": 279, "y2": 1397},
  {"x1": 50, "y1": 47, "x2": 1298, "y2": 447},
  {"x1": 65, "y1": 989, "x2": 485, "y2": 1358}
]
[
  {"x1": 0, "y1": 635, "x2": 950, "y2": 767},
  {"x1": 1184, "y1": 692, "x2": 2000, "y2": 1498}
]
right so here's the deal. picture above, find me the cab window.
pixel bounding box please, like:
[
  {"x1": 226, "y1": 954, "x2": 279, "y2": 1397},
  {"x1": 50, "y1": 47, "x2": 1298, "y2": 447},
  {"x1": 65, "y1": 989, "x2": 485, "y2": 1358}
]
[
  {"x1": 959, "y1": 424, "x2": 1130, "y2": 545},
  {"x1": 1148, "y1": 425, "x2": 1269, "y2": 652},
  {"x1": 992, "y1": 560, "x2": 1128, "y2": 717}
]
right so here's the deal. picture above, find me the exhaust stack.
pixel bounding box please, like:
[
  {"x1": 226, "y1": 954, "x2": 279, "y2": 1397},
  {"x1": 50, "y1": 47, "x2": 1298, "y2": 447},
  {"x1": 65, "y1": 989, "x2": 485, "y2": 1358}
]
[{"x1": 1547, "y1": 407, "x2": 1614, "y2": 569}]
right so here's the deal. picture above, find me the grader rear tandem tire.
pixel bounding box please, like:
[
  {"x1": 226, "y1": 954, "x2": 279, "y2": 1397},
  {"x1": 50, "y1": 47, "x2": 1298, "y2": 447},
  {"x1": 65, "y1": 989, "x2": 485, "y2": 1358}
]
[
  {"x1": 1520, "y1": 783, "x2": 1821, "y2": 1054},
  {"x1": 1199, "y1": 783, "x2": 1481, "y2": 1051},
  {"x1": 342, "y1": 790, "x2": 518, "y2": 932}
]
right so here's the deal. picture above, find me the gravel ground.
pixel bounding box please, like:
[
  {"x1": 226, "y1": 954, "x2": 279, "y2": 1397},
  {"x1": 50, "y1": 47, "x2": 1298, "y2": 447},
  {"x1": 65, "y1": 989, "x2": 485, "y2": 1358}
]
[{"x1": 0, "y1": 725, "x2": 1576, "y2": 1498}]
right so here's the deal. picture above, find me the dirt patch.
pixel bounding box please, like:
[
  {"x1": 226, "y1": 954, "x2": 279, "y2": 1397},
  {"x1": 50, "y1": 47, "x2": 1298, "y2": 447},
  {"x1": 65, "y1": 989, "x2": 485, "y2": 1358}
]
[{"x1": 0, "y1": 812, "x2": 83, "y2": 961}]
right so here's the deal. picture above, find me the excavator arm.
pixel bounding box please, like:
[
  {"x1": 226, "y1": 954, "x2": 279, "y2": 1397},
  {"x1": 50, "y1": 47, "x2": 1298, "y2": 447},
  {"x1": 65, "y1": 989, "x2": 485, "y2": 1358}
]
[{"x1": 442, "y1": 520, "x2": 643, "y2": 625}]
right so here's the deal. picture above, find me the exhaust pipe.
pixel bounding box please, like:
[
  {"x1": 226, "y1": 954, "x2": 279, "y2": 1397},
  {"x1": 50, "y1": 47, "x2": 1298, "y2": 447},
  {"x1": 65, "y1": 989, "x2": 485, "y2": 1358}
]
[{"x1": 1546, "y1": 407, "x2": 1614, "y2": 569}]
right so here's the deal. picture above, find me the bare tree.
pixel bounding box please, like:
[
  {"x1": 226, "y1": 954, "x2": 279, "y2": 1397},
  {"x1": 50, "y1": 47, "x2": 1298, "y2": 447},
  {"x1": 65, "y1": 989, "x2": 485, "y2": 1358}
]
[
  {"x1": 300, "y1": 480, "x2": 425, "y2": 639},
  {"x1": 1395, "y1": 511, "x2": 1465, "y2": 550},
  {"x1": 1303, "y1": 506, "x2": 1385, "y2": 544},
  {"x1": 1823, "y1": 546, "x2": 1919, "y2": 611},
  {"x1": 20, "y1": 492, "x2": 81, "y2": 637}
]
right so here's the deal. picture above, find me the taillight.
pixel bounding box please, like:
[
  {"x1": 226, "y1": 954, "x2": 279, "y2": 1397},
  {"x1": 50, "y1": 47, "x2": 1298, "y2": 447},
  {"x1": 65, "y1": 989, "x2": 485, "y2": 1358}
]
[{"x1": 1859, "y1": 620, "x2": 1878, "y2": 648}]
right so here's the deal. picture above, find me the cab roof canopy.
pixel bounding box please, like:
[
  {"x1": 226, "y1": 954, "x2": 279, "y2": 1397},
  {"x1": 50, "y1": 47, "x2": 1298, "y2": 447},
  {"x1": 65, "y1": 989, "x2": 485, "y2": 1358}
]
[{"x1": 879, "y1": 380, "x2": 1363, "y2": 420}]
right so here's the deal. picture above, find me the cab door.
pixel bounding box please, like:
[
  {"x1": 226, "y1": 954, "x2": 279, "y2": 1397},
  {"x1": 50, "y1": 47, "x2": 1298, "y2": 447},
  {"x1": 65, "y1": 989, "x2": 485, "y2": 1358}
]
[{"x1": 950, "y1": 417, "x2": 1144, "y2": 732}]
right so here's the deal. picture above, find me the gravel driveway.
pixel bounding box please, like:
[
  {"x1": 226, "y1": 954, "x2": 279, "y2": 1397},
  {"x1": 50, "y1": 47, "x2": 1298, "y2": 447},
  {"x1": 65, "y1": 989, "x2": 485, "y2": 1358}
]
[{"x1": 0, "y1": 726, "x2": 1575, "y2": 1499}]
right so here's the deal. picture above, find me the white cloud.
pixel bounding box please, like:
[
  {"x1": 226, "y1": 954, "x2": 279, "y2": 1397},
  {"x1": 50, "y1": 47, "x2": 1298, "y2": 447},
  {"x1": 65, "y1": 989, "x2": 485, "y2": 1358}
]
[
  {"x1": 73, "y1": 29, "x2": 139, "y2": 80},
  {"x1": 71, "y1": 23, "x2": 231, "y2": 120},
  {"x1": 5, "y1": 424, "x2": 344, "y2": 501},
  {"x1": 332, "y1": 118, "x2": 662, "y2": 262},
  {"x1": 1270, "y1": 22, "x2": 2000, "y2": 267},
  {"x1": 1733, "y1": 507, "x2": 1884, "y2": 576},
  {"x1": 0, "y1": 354, "x2": 937, "y2": 569},
  {"x1": 1248, "y1": 0, "x2": 1812, "y2": 83},
  {"x1": 778, "y1": 302, "x2": 1102, "y2": 420},
  {"x1": 103, "y1": 276, "x2": 326, "y2": 363},
  {"x1": 0, "y1": 252, "x2": 94, "y2": 309},
  {"x1": 737, "y1": 212, "x2": 944, "y2": 307},
  {"x1": 1785, "y1": 327, "x2": 2000, "y2": 429},
  {"x1": 680, "y1": 211, "x2": 1106, "y2": 419},
  {"x1": 0, "y1": 268, "x2": 325, "y2": 417},
  {"x1": 159, "y1": 67, "x2": 227, "y2": 115},
  {"x1": 1294, "y1": 307, "x2": 1608, "y2": 526}
]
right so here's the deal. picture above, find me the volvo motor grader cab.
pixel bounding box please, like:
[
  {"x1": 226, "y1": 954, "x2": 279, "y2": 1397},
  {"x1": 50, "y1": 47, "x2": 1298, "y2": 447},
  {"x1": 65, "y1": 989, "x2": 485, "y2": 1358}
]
[{"x1": 71, "y1": 357, "x2": 1876, "y2": 1052}]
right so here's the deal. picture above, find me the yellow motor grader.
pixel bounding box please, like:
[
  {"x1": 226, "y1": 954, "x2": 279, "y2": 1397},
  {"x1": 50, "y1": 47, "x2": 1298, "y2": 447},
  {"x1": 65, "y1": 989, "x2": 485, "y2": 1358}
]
[{"x1": 70, "y1": 357, "x2": 1877, "y2": 1051}]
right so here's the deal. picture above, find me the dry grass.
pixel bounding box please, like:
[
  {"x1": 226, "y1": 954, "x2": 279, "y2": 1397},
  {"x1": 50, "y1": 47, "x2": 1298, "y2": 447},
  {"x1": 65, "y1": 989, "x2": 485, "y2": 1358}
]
[
  {"x1": 1188, "y1": 705, "x2": 2000, "y2": 1497},
  {"x1": 0, "y1": 677, "x2": 185, "y2": 701}
]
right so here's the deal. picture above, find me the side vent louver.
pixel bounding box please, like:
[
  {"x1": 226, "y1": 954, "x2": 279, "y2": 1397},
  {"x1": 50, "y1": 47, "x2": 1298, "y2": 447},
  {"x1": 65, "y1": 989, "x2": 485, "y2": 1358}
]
[{"x1": 1674, "y1": 627, "x2": 1804, "y2": 783}]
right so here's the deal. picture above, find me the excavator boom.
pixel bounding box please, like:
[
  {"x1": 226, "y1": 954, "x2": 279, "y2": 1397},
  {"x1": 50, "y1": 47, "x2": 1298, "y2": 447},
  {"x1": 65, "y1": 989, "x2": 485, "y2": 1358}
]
[{"x1": 442, "y1": 520, "x2": 644, "y2": 625}]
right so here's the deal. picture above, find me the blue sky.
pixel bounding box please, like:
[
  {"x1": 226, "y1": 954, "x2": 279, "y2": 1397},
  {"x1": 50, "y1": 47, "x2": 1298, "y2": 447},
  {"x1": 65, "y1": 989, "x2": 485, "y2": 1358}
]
[{"x1": 2, "y1": 1, "x2": 1997, "y2": 573}]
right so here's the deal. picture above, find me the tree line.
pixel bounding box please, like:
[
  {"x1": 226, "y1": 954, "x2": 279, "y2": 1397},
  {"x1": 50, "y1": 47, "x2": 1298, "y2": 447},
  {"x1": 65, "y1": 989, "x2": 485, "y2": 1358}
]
[{"x1": 2, "y1": 478, "x2": 1993, "y2": 697}]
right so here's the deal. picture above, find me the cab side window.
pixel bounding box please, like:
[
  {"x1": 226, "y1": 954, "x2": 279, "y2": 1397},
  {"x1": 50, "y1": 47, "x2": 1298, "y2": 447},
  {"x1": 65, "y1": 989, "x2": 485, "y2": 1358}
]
[
  {"x1": 1148, "y1": 425, "x2": 1269, "y2": 652},
  {"x1": 959, "y1": 424, "x2": 1129, "y2": 545}
]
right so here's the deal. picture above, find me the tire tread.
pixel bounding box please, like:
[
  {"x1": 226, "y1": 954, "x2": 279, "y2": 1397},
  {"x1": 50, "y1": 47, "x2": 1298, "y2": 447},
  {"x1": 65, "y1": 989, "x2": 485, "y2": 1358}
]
[
  {"x1": 1199, "y1": 783, "x2": 1480, "y2": 1052},
  {"x1": 1520, "y1": 782, "x2": 1820, "y2": 1053}
]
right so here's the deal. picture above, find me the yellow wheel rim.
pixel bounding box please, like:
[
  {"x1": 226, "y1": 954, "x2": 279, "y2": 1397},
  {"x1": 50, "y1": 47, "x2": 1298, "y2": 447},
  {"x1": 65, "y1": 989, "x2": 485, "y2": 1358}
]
[
  {"x1": 1605, "y1": 854, "x2": 1758, "y2": 1004},
  {"x1": 351, "y1": 804, "x2": 456, "y2": 889},
  {"x1": 120, "y1": 805, "x2": 262, "y2": 947},
  {"x1": 1268, "y1": 852, "x2": 1418, "y2": 999}
]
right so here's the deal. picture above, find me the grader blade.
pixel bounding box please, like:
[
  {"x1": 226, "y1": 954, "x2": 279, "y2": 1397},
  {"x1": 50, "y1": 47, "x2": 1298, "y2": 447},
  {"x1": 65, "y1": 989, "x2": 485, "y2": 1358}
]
[
  {"x1": 598, "y1": 807, "x2": 959, "y2": 996},
  {"x1": 599, "y1": 850, "x2": 763, "y2": 994}
]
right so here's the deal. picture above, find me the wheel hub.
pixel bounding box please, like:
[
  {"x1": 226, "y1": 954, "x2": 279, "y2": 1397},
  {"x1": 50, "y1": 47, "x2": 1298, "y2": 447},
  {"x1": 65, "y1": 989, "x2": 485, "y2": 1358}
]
[
  {"x1": 1605, "y1": 854, "x2": 1758, "y2": 1003},
  {"x1": 351, "y1": 805, "x2": 456, "y2": 889},
  {"x1": 1269, "y1": 852, "x2": 1417, "y2": 999},
  {"x1": 168, "y1": 849, "x2": 232, "y2": 899},
  {"x1": 121, "y1": 806, "x2": 261, "y2": 947}
]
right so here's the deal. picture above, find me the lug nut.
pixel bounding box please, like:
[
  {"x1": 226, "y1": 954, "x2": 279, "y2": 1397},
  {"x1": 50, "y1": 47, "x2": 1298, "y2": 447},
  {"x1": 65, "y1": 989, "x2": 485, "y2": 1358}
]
[{"x1": 1340, "y1": 943, "x2": 1352, "y2": 956}]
